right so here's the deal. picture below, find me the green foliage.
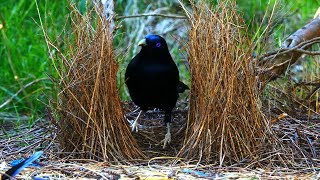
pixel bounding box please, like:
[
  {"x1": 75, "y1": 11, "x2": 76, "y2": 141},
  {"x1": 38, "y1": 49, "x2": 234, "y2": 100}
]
[
  {"x1": 0, "y1": 0, "x2": 68, "y2": 122},
  {"x1": 237, "y1": 0, "x2": 320, "y2": 47}
]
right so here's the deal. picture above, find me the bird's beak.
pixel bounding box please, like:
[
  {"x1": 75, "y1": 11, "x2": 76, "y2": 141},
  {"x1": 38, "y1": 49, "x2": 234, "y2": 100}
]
[{"x1": 138, "y1": 38, "x2": 147, "y2": 46}]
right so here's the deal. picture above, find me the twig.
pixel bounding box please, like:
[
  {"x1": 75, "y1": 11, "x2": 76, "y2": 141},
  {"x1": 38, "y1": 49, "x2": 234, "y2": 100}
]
[
  {"x1": 258, "y1": 59, "x2": 291, "y2": 72},
  {"x1": 259, "y1": 37, "x2": 320, "y2": 62},
  {"x1": 294, "y1": 81, "x2": 320, "y2": 87},
  {"x1": 293, "y1": 80, "x2": 320, "y2": 100},
  {"x1": 0, "y1": 78, "x2": 49, "y2": 109},
  {"x1": 304, "y1": 133, "x2": 317, "y2": 158},
  {"x1": 6, "y1": 139, "x2": 45, "y2": 156},
  {"x1": 263, "y1": 47, "x2": 320, "y2": 61},
  {"x1": 271, "y1": 113, "x2": 288, "y2": 124},
  {"x1": 116, "y1": 13, "x2": 186, "y2": 20},
  {"x1": 305, "y1": 84, "x2": 320, "y2": 100}
]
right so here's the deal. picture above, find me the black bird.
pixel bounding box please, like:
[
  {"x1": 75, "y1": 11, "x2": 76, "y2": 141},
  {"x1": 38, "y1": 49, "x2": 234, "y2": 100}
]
[
  {"x1": 1, "y1": 151, "x2": 43, "y2": 180},
  {"x1": 125, "y1": 34, "x2": 188, "y2": 148}
]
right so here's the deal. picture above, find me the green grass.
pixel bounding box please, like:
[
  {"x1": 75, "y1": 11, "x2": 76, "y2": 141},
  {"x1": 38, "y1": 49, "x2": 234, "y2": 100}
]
[
  {"x1": 237, "y1": 0, "x2": 320, "y2": 47},
  {"x1": 0, "y1": 0, "x2": 69, "y2": 124},
  {"x1": 0, "y1": 0, "x2": 319, "y2": 125}
]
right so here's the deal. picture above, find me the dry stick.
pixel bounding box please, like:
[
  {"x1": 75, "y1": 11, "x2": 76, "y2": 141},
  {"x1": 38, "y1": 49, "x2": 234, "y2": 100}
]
[
  {"x1": 268, "y1": 84, "x2": 319, "y2": 114},
  {"x1": 116, "y1": 13, "x2": 186, "y2": 20},
  {"x1": 6, "y1": 139, "x2": 45, "y2": 156},
  {"x1": 294, "y1": 81, "x2": 320, "y2": 86},
  {"x1": 293, "y1": 81, "x2": 320, "y2": 100},
  {"x1": 83, "y1": 29, "x2": 105, "y2": 153},
  {"x1": 259, "y1": 37, "x2": 320, "y2": 61},
  {"x1": 258, "y1": 59, "x2": 291, "y2": 73},
  {"x1": 305, "y1": 84, "x2": 320, "y2": 100},
  {"x1": 0, "y1": 78, "x2": 49, "y2": 109},
  {"x1": 44, "y1": 28, "x2": 98, "y2": 131},
  {"x1": 60, "y1": 4, "x2": 144, "y2": 160},
  {"x1": 178, "y1": 0, "x2": 268, "y2": 164}
]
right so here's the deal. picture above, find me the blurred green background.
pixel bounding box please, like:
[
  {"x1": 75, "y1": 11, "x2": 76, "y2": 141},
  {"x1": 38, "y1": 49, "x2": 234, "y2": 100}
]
[{"x1": 0, "y1": 0, "x2": 319, "y2": 125}]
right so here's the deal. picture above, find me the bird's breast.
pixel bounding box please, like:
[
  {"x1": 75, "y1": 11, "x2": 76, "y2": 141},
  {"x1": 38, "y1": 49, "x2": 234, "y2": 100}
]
[
  {"x1": 125, "y1": 54, "x2": 179, "y2": 111},
  {"x1": 140, "y1": 64, "x2": 173, "y2": 75}
]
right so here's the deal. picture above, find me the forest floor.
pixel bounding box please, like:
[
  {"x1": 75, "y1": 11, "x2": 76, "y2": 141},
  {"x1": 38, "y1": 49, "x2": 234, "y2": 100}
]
[{"x1": 0, "y1": 101, "x2": 319, "y2": 179}]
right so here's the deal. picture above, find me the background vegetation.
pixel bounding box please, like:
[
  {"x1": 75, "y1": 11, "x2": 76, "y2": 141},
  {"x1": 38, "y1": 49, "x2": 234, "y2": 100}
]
[{"x1": 0, "y1": 0, "x2": 319, "y2": 125}]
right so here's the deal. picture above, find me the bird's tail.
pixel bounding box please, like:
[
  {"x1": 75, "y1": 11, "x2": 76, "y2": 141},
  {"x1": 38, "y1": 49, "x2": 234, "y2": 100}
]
[
  {"x1": 177, "y1": 81, "x2": 189, "y2": 93},
  {"x1": 1, "y1": 151, "x2": 43, "y2": 180}
]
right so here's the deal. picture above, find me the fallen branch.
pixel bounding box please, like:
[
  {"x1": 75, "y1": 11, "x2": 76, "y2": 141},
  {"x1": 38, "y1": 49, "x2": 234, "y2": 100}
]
[
  {"x1": 257, "y1": 18, "x2": 320, "y2": 88},
  {"x1": 259, "y1": 37, "x2": 320, "y2": 62}
]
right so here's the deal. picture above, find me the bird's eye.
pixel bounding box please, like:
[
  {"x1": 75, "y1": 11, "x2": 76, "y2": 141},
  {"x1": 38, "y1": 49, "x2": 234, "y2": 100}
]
[{"x1": 156, "y1": 42, "x2": 161, "y2": 47}]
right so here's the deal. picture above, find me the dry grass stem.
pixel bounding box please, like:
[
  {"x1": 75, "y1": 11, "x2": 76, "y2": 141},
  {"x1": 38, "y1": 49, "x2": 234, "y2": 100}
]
[
  {"x1": 178, "y1": 0, "x2": 272, "y2": 165},
  {"x1": 49, "y1": 3, "x2": 144, "y2": 162}
]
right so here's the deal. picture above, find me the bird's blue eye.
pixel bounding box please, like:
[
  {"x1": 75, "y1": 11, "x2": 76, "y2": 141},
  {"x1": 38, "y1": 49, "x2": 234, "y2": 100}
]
[{"x1": 156, "y1": 42, "x2": 161, "y2": 47}]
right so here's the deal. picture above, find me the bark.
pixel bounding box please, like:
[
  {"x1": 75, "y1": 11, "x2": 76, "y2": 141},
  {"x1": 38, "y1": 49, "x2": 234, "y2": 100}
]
[{"x1": 282, "y1": 18, "x2": 320, "y2": 48}]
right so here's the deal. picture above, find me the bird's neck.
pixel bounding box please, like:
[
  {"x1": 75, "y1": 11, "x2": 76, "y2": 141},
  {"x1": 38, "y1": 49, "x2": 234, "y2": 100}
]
[{"x1": 139, "y1": 49, "x2": 171, "y2": 62}]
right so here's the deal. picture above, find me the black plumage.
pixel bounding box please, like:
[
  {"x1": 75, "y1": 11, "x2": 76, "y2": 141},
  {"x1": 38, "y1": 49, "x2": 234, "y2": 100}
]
[{"x1": 125, "y1": 34, "x2": 188, "y2": 148}]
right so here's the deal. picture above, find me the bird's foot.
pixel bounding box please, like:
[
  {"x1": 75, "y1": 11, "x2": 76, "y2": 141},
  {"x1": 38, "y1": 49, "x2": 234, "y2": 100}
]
[
  {"x1": 162, "y1": 130, "x2": 171, "y2": 149},
  {"x1": 130, "y1": 110, "x2": 142, "y2": 133},
  {"x1": 160, "y1": 122, "x2": 172, "y2": 148},
  {"x1": 131, "y1": 121, "x2": 139, "y2": 132}
]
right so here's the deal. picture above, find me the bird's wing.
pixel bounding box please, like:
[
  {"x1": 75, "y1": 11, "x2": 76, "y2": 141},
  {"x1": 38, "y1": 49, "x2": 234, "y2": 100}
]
[
  {"x1": 125, "y1": 54, "x2": 139, "y2": 83},
  {"x1": 177, "y1": 81, "x2": 189, "y2": 93}
]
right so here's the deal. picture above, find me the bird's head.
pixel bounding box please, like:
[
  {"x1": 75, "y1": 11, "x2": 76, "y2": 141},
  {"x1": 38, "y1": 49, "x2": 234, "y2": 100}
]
[{"x1": 138, "y1": 34, "x2": 169, "y2": 53}]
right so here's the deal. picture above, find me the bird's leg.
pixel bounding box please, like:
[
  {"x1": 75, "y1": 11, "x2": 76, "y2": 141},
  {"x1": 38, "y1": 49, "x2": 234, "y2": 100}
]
[
  {"x1": 131, "y1": 110, "x2": 142, "y2": 132},
  {"x1": 126, "y1": 107, "x2": 140, "y2": 124},
  {"x1": 162, "y1": 111, "x2": 172, "y2": 148},
  {"x1": 163, "y1": 122, "x2": 171, "y2": 149}
]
